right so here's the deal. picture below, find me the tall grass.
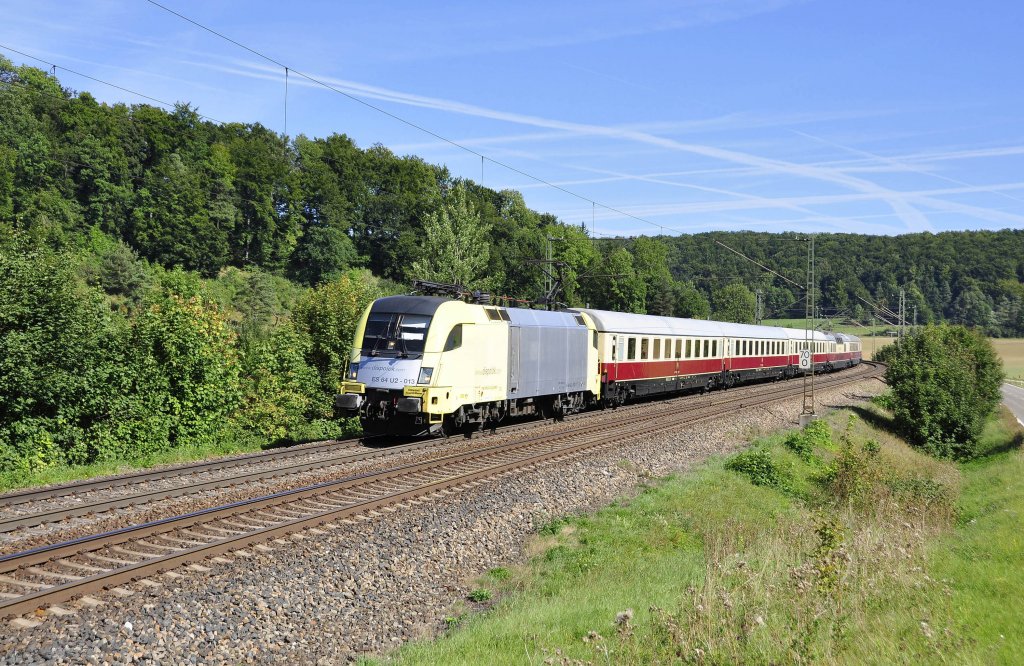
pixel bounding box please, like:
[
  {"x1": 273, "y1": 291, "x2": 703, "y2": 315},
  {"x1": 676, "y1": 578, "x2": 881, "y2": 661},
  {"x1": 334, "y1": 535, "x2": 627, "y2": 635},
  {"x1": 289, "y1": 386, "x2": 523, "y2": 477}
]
[{"x1": 386, "y1": 405, "x2": 1023, "y2": 665}]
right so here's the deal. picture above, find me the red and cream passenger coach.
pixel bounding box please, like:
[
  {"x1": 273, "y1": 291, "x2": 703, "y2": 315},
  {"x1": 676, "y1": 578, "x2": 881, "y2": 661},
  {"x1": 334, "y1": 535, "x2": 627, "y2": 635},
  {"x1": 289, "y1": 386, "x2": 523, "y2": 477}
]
[{"x1": 571, "y1": 308, "x2": 861, "y2": 406}]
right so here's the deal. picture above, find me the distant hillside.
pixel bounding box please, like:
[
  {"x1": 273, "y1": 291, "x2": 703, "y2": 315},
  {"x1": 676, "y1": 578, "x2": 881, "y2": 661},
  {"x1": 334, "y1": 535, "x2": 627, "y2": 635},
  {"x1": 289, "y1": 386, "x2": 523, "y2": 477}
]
[{"x1": 3, "y1": 56, "x2": 1023, "y2": 335}]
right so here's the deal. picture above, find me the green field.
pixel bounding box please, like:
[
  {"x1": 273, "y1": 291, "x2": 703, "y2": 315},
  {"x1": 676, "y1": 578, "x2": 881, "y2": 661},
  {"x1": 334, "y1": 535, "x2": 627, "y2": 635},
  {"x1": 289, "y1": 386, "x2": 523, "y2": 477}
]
[
  {"x1": 760, "y1": 323, "x2": 1024, "y2": 374},
  {"x1": 384, "y1": 406, "x2": 1024, "y2": 665}
]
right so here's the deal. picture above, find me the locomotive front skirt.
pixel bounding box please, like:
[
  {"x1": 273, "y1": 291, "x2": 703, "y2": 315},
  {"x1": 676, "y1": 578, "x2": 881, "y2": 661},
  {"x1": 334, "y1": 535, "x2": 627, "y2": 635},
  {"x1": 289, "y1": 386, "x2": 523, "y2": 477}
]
[{"x1": 335, "y1": 296, "x2": 861, "y2": 436}]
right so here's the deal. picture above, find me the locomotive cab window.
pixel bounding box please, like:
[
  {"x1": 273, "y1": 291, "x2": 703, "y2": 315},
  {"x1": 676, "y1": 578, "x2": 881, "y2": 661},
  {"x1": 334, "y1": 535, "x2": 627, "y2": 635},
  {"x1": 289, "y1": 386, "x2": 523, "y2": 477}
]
[
  {"x1": 362, "y1": 312, "x2": 432, "y2": 356},
  {"x1": 443, "y1": 324, "x2": 463, "y2": 351}
]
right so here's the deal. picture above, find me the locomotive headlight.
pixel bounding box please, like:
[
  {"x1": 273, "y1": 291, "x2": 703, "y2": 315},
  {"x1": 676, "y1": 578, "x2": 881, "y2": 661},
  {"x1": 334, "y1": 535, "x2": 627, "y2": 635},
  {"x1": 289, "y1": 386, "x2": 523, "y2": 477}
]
[
  {"x1": 417, "y1": 367, "x2": 434, "y2": 384},
  {"x1": 347, "y1": 363, "x2": 359, "y2": 380}
]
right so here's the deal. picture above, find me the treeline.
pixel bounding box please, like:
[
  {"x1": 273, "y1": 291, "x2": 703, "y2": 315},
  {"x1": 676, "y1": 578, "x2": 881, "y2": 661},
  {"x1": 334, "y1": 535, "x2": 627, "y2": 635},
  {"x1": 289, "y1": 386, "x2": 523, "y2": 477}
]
[
  {"x1": 4, "y1": 56, "x2": 1024, "y2": 332},
  {"x1": 4, "y1": 57, "x2": 1024, "y2": 476}
]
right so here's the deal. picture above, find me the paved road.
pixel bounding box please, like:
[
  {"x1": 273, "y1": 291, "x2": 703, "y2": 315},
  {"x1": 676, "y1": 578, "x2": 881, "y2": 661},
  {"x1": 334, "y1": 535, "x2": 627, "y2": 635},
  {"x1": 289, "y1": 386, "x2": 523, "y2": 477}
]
[{"x1": 1001, "y1": 383, "x2": 1024, "y2": 426}]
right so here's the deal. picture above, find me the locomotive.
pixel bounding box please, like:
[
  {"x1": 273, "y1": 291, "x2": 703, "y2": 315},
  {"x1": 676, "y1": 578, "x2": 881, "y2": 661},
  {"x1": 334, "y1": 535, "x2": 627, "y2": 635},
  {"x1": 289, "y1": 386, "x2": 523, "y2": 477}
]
[{"x1": 334, "y1": 295, "x2": 861, "y2": 436}]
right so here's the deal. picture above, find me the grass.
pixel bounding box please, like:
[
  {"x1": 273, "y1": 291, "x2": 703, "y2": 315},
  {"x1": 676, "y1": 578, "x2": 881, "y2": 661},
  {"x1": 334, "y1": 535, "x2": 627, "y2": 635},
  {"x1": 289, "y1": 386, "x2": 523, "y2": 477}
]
[
  {"x1": 0, "y1": 418, "x2": 364, "y2": 494},
  {"x1": 0, "y1": 436, "x2": 273, "y2": 493},
  {"x1": 992, "y1": 338, "x2": 1024, "y2": 381},
  {"x1": 382, "y1": 405, "x2": 1024, "y2": 665}
]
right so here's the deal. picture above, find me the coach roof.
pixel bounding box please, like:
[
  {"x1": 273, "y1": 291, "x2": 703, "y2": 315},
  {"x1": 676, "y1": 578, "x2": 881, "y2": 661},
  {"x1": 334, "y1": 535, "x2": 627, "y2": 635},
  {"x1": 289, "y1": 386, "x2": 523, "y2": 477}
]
[{"x1": 572, "y1": 308, "x2": 791, "y2": 339}]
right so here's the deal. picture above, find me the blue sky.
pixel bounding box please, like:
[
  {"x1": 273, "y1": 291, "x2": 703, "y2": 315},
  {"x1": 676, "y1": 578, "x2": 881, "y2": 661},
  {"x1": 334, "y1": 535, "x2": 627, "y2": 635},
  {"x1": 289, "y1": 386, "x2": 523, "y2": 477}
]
[{"x1": 3, "y1": 0, "x2": 1023, "y2": 237}]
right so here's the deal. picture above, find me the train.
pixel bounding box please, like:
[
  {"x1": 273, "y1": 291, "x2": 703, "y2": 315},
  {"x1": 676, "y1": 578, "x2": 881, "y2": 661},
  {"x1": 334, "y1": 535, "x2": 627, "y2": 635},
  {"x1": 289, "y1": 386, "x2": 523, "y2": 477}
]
[{"x1": 334, "y1": 295, "x2": 862, "y2": 436}]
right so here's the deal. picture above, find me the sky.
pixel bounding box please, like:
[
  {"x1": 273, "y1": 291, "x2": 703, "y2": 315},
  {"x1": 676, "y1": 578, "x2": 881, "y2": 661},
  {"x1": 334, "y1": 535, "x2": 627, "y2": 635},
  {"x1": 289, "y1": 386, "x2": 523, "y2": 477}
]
[{"x1": 2, "y1": 0, "x2": 1023, "y2": 238}]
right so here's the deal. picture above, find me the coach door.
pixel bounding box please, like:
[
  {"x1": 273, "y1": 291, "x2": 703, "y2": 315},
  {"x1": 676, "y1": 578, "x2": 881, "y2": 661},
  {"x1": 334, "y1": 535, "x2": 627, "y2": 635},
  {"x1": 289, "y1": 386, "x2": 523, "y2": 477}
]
[{"x1": 508, "y1": 325, "x2": 521, "y2": 394}]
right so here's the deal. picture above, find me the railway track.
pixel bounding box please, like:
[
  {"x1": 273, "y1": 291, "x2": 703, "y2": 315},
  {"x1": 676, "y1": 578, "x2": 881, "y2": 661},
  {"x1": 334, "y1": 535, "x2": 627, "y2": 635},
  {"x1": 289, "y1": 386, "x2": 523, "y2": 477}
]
[
  {"x1": 0, "y1": 363, "x2": 882, "y2": 619},
  {"x1": 0, "y1": 438, "x2": 437, "y2": 534},
  {"x1": 0, "y1": 363, "x2": 879, "y2": 536}
]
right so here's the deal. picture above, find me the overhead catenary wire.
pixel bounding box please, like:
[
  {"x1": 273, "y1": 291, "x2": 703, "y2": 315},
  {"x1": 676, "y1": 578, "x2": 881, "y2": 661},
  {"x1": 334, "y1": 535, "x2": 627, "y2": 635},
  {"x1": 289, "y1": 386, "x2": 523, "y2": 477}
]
[
  {"x1": 0, "y1": 42, "x2": 225, "y2": 125},
  {"x1": 141, "y1": 0, "x2": 681, "y2": 238}
]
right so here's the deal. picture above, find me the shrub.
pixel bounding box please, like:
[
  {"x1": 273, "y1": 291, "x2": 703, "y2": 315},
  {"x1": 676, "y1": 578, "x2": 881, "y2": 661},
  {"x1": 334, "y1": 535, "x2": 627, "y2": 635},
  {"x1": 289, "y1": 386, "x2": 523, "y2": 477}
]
[
  {"x1": 883, "y1": 325, "x2": 1004, "y2": 458},
  {"x1": 725, "y1": 447, "x2": 792, "y2": 492},
  {"x1": 803, "y1": 419, "x2": 833, "y2": 449},
  {"x1": 468, "y1": 588, "x2": 492, "y2": 602},
  {"x1": 818, "y1": 417, "x2": 882, "y2": 506},
  {"x1": 292, "y1": 270, "x2": 386, "y2": 396},
  {"x1": 784, "y1": 432, "x2": 814, "y2": 462},
  {"x1": 488, "y1": 567, "x2": 512, "y2": 581}
]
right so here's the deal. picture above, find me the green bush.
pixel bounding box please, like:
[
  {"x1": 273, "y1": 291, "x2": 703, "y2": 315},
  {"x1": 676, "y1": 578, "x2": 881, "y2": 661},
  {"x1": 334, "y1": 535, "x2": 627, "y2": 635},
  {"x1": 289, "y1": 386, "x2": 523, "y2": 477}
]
[
  {"x1": 784, "y1": 432, "x2": 814, "y2": 462},
  {"x1": 725, "y1": 447, "x2": 792, "y2": 492},
  {"x1": 468, "y1": 588, "x2": 492, "y2": 602},
  {"x1": 804, "y1": 419, "x2": 833, "y2": 449},
  {"x1": 883, "y1": 325, "x2": 1004, "y2": 458}
]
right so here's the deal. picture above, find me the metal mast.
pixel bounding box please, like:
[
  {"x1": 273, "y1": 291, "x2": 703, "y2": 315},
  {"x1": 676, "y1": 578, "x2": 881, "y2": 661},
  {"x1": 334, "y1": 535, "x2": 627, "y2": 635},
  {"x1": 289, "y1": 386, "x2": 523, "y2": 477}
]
[{"x1": 802, "y1": 235, "x2": 816, "y2": 419}]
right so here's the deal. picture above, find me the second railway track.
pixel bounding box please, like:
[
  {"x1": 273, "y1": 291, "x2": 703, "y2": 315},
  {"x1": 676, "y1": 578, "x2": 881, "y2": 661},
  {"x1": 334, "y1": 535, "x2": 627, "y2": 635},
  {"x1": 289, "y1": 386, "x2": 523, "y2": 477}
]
[{"x1": 0, "y1": 363, "x2": 882, "y2": 619}]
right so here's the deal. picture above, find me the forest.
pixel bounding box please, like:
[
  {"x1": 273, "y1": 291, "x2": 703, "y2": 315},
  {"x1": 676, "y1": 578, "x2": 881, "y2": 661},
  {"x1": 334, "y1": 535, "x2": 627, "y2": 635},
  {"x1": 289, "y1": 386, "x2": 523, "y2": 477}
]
[{"x1": 2, "y1": 55, "x2": 1024, "y2": 475}]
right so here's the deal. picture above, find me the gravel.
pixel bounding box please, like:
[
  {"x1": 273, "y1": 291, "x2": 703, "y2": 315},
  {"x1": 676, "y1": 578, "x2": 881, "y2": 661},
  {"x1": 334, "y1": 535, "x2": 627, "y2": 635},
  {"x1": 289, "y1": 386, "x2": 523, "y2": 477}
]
[{"x1": 1, "y1": 376, "x2": 883, "y2": 665}]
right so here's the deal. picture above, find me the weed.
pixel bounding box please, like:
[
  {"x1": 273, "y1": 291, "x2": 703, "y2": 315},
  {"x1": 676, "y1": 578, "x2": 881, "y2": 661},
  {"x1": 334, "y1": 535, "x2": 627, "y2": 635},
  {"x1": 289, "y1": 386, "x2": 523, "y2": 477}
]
[
  {"x1": 487, "y1": 567, "x2": 511, "y2": 581},
  {"x1": 467, "y1": 588, "x2": 492, "y2": 603},
  {"x1": 871, "y1": 390, "x2": 896, "y2": 411},
  {"x1": 812, "y1": 514, "x2": 847, "y2": 596},
  {"x1": 725, "y1": 447, "x2": 793, "y2": 492},
  {"x1": 538, "y1": 517, "x2": 572, "y2": 536},
  {"x1": 784, "y1": 431, "x2": 815, "y2": 462},
  {"x1": 820, "y1": 416, "x2": 882, "y2": 506},
  {"x1": 804, "y1": 418, "x2": 833, "y2": 449}
]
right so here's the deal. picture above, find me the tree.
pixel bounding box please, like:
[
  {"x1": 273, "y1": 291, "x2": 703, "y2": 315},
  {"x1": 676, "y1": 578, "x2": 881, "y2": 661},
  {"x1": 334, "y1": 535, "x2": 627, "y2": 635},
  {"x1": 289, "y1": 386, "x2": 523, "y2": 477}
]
[
  {"x1": 879, "y1": 325, "x2": 1003, "y2": 458},
  {"x1": 711, "y1": 283, "x2": 756, "y2": 323},
  {"x1": 673, "y1": 281, "x2": 711, "y2": 319},
  {"x1": 292, "y1": 270, "x2": 386, "y2": 398},
  {"x1": 630, "y1": 237, "x2": 673, "y2": 315},
  {"x1": 410, "y1": 182, "x2": 491, "y2": 288},
  {"x1": 0, "y1": 239, "x2": 113, "y2": 470},
  {"x1": 545, "y1": 222, "x2": 600, "y2": 306}
]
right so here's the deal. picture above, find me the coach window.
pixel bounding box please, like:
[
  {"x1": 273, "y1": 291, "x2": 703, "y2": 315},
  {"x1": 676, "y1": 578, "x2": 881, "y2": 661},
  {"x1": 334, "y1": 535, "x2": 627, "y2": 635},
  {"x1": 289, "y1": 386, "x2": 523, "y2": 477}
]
[
  {"x1": 443, "y1": 324, "x2": 462, "y2": 351},
  {"x1": 653, "y1": 338, "x2": 661, "y2": 359},
  {"x1": 627, "y1": 337, "x2": 636, "y2": 360},
  {"x1": 712, "y1": 340, "x2": 718, "y2": 357},
  {"x1": 685, "y1": 339, "x2": 692, "y2": 358},
  {"x1": 675, "y1": 339, "x2": 682, "y2": 359},
  {"x1": 641, "y1": 338, "x2": 649, "y2": 360},
  {"x1": 702, "y1": 339, "x2": 708, "y2": 357}
]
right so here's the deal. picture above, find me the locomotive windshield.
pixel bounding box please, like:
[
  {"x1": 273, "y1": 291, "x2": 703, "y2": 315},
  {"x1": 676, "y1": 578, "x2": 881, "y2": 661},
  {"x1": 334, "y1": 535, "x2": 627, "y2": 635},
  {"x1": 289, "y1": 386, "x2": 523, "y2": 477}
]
[{"x1": 361, "y1": 312, "x2": 432, "y2": 357}]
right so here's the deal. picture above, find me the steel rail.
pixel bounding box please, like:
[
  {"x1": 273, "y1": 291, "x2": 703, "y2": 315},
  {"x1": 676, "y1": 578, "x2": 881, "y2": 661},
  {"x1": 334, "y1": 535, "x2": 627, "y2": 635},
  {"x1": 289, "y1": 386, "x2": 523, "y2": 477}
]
[
  {"x1": 0, "y1": 363, "x2": 877, "y2": 532},
  {"x1": 0, "y1": 437, "x2": 367, "y2": 508},
  {"x1": 0, "y1": 439, "x2": 443, "y2": 533},
  {"x1": 0, "y1": 363, "x2": 881, "y2": 618}
]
